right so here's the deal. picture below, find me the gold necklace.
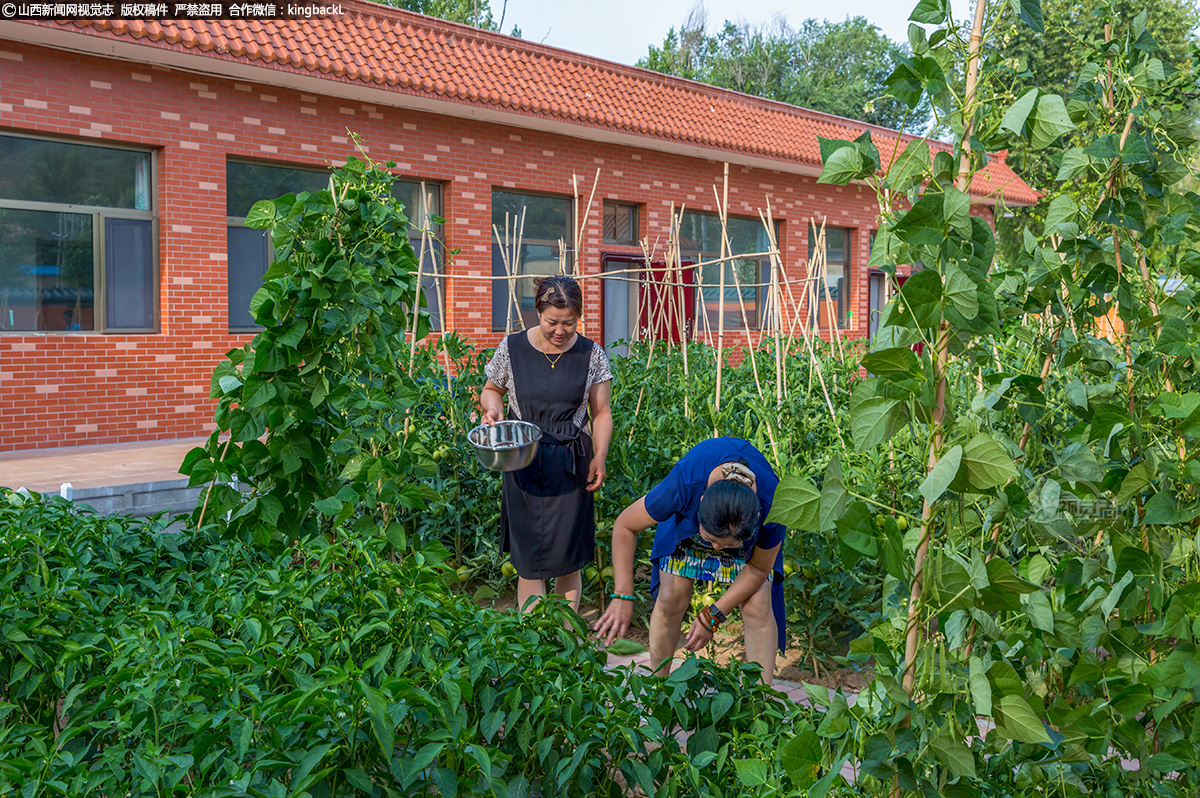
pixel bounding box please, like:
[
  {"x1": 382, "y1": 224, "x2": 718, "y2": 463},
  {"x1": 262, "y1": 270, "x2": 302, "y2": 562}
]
[{"x1": 538, "y1": 329, "x2": 566, "y2": 369}]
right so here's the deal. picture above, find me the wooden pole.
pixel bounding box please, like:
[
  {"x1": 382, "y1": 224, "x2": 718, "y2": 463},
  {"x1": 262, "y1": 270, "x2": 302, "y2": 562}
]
[
  {"x1": 408, "y1": 186, "x2": 430, "y2": 371},
  {"x1": 714, "y1": 164, "x2": 730, "y2": 420}
]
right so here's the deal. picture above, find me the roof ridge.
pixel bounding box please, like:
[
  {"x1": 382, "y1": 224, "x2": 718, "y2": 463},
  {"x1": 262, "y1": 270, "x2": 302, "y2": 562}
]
[{"x1": 333, "y1": 0, "x2": 932, "y2": 141}]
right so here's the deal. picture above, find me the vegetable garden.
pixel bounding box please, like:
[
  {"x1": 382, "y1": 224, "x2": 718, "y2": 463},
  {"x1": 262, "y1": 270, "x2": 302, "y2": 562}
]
[{"x1": 6, "y1": 0, "x2": 1200, "y2": 794}]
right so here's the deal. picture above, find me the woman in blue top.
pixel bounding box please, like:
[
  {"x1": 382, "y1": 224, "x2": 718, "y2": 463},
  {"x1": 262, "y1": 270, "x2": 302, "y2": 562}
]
[{"x1": 593, "y1": 437, "x2": 786, "y2": 684}]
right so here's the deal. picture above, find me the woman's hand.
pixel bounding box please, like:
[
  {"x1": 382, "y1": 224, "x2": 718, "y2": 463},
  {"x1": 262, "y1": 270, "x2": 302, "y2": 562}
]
[
  {"x1": 481, "y1": 407, "x2": 503, "y2": 426},
  {"x1": 586, "y1": 456, "x2": 606, "y2": 491},
  {"x1": 684, "y1": 615, "x2": 715, "y2": 651},
  {"x1": 593, "y1": 599, "x2": 633, "y2": 646}
]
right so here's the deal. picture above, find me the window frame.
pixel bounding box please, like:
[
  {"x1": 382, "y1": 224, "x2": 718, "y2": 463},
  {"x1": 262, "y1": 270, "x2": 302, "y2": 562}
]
[
  {"x1": 225, "y1": 160, "x2": 446, "y2": 334},
  {"x1": 808, "y1": 225, "x2": 853, "y2": 331},
  {"x1": 0, "y1": 131, "x2": 158, "y2": 334},
  {"x1": 395, "y1": 179, "x2": 446, "y2": 333},
  {"x1": 602, "y1": 200, "x2": 640, "y2": 246},
  {"x1": 679, "y1": 210, "x2": 772, "y2": 331},
  {"x1": 491, "y1": 188, "x2": 575, "y2": 331}
]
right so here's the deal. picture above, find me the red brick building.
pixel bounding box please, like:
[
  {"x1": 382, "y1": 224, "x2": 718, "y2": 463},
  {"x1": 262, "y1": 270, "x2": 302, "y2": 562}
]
[{"x1": 0, "y1": 5, "x2": 1036, "y2": 452}]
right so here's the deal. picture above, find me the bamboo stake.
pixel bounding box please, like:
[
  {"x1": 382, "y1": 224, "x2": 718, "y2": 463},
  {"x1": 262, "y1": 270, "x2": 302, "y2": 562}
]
[
  {"x1": 575, "y1": 168, "x2": 602, "y2": 274},
  {"x1": 715, "y1": 164, "x2": 730, "y2": 421},
  {"x1": 572, "y1": 173, "x2": 579, "y2": 276},
  {"x1": 408, "y1": 184, "x2": 431, "y2": 371},
  {"x1": 811, "y1": 219, "x2": 845, "y2": 362},
  {"x1": 896, "y1": 9, "x2": 987, "y2": 791},
  {"x1": 669, "y1": 207, "x2": 692, "y2": 419}
]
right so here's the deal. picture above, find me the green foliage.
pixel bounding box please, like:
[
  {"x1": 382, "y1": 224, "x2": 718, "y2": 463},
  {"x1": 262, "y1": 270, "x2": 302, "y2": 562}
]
[
  {"x1": 181, "y1": 156, "x2": 429, "y2": 550},
  {"x1": 787, "y1": 0, "x2": 1200, "y2": 793},
  {"x1": 0, "y1": 489, "x2": 828, "y2": 796},
  {"x1": 639, "y1": 14, "x2": 928, "y2": 131}
]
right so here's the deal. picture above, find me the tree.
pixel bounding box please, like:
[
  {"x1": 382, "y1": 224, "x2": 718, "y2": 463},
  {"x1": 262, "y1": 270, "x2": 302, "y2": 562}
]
[
  {"x1": 376, "y1": 0, "x2": 521, "y2": 36},
  {"x1": 639, "y1": 9, "x2": 926, "y2": 131}
]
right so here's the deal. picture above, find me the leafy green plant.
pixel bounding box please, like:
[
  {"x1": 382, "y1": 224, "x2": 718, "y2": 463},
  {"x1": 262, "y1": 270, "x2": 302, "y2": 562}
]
[
  {"x1": 769, "y1": 0, "x2": 1200, "y2": 794},
  {"x1": 180, "y1": 155, "x2": 428, "y2": 550}
]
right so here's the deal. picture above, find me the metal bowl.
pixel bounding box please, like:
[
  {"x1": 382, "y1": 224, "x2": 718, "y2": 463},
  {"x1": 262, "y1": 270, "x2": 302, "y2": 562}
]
[{"x1": 468, "y1": 420, "x2": 543, "y2": 472}]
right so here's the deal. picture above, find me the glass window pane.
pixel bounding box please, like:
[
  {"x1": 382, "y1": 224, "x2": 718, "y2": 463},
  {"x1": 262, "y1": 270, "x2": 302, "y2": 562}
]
[
  {"x1": 603, "y1": 201, "x2": 638, "y2": 245},
  {"x1": 492, "y1": 241, "x2": 564, "y2": 329},
  {"x1": 407, "y1": 237, "x2": 443, "y2": 332},
  {"x1": 104, "y1": 218, "x2": 153, "y2": 330},
  {"x1": 491, "y1": 191, "x2": 571, "y2": 329},
  {"x1": 228, "y1": 226, "x2": 270, "y2": 331},
  {"x1": 0, "y1": 208, "x2": 94, "y2": 332},
  {"x1": 0, "y1": 135, "x2": 150, "y2": 210},
  {"x1": 226, "y1": 161, "x2": 329, "y2": 218},
  {"x1": 392, "y1": 180, "x2": 443, "y2": 234},
  {"x1": 808, "y1": 226, "x2": 850, "y2": 329},
  {"x1": 680, "y1": 212, "x2": 772, "y2": 257},
  {"x1": 810, "y1": 226, "x2": 848, "y2": 264},
  {"x1": 492, "y1": 191, "x2": 571, "y2": 243}
]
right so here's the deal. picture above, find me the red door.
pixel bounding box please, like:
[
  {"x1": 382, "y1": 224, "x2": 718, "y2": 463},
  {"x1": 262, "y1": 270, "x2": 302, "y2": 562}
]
[{"x1": 639, "y1": 260, "x2": 695, "y2": 343}]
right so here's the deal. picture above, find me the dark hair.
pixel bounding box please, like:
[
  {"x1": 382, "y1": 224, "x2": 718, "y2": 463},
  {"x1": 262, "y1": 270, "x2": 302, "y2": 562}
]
[
  {"x1": 697, "y1": 480, "x2": 761, "y2": 542},
  {"x1": 533, "y1": 275, "x2": 583, "y2": 317}
]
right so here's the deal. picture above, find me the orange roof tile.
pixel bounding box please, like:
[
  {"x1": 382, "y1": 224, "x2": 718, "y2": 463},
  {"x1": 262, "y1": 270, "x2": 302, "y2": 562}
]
[{"x1": 25, "y1": 3, "x2": 1038, "y2": 205}]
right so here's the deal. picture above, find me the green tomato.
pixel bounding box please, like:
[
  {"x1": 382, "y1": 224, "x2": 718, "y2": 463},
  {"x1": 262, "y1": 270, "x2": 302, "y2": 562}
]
[
  {"x1": 896, "y1": 516, "x2": 909, "y2": 532},
  {"x1": 456, "y1": 565, "x2": 472, "y2": 583},
  {"x1": 501, "y1": 562, "x2": 517, "y2": 578}
]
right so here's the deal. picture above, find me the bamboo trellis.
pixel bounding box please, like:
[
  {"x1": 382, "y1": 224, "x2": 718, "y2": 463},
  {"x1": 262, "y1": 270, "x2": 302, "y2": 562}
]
[{"x1": 407, "y1": 164, "x2": 854, "y2": 454}]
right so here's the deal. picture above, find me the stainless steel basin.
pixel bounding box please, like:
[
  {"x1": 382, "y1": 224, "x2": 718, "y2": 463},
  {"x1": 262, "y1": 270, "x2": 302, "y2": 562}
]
[{"x1": 468, "y1": 420, "x2": 542, "y2": 472}]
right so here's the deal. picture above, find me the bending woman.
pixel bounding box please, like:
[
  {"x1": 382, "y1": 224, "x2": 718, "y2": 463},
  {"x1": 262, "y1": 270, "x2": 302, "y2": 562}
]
[
  {"x1": 479, "y1": 275, "x2": 613, "y2": 613},
  {"x1": 593, "y1": 437, "x2": 785, "y2": 684}
]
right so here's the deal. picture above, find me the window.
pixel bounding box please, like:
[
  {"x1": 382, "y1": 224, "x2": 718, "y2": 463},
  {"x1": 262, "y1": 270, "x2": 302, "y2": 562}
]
[
  {"x1": 0, "y1": 134, "x2": 154, "y2": 332},
  {"x1": 679, "y1": 212, "x2": 772, "y2": 330},
  {"x1": 492, "y1": 190, "x2": 572, "y2": 330},
  {"x1": 226, "y1": 162, "x2": 444, "y2": 331},
  {"x1": 809, "y1": 226, "x2": 851, "y2": 330},
  {"x1": 392, "y1": 180, "x2": 445, "y2": 332},
  {"x1": 602, "y1": 200, "x2": 639, "y2": 245}
]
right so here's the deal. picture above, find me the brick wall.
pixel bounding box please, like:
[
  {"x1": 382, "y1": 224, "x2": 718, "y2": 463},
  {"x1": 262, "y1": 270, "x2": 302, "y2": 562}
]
[{"x1": 0, "y1": 40, "x2": 994, "y2": 453}]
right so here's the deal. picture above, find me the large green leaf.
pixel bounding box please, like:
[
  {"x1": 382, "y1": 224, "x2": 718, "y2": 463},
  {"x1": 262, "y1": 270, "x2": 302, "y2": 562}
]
[
  {"x1": 919, "y1": 444, "x2": 962, "y2": 505},
  {"x1": 1012, "y1": 0, "x2": 1044, "y2": 31},
  {"x1": 895, "y1": 268, "x2": 942, "y2": 331},
  {"x1": 994, "y1": 695, "x2": 1052, "y2": 745},
  {"x1": 943, "y1": 264, "x2": 979, "y2": 319},
  {"x1": 862, "y1": 346, "x2": 920, "y2": 376},
  {"x1": 818, "y1": 146, "x2": 865, "y2": 185},
  {"x1": 767, "y1": 475, "x2": 820, "y2": 530},
  {"x1": 931, "y1": 735, "x2": 976, "y2": 780},
  {"x1": 928, "y1": 554, "x2": 975, "y2": 613},
  {"x1": 1056, "y1": 148, "x2": 1092, "y2": 181},
  {"x1": 951, "y1": 434, "x2": 1018, "y2": 491},
  {"x1": 850, "y1": 396, "x2": 902, "y2": 450},
  {"x1": 944, "y1": 187, "x2": 971, "y2": 235},
  {"x1": 910, "y1": 0, "x2": 950, "y2": 24},
  {"x1": 778, "y1": 724, "x2": 822, "y2": 790},
  {"x1": 892, "y1": 193, "x2": 945, "y2": 247},
  {"x1": 734, "y1": 758, "x2": 770, "y2": 786},
  {"x1": 1044, "y1": 194, "x2": 1080, "y2": 237},
  {"x1": 969, "y1": 656, "x2": 992, "y2": 715},
  {"x1": 836, "y1": 501, "x2": 878, "y2": 566},
  {"x1": 1029, "y1": 94, "x2": 1075, "y2": 149},
  {"x1": 819, "y1": 458, "x2": 847, "y2": 533},
  {"x1": 1000, "y1": 88, "x2": 1039, "y2": 137},
  {"x1": 886, "y1": 138, "x2": 930, "y2": 193}
]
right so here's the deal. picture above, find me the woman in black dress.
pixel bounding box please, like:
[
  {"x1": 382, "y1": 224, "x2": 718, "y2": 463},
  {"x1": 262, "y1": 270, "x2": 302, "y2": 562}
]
[{"x1": 479, "y1": 276, "x2": 613, "y2": 613}]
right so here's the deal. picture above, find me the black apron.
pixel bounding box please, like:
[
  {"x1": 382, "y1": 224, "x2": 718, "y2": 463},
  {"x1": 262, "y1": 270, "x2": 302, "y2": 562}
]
[{"x1": 500, "y1": 331, "x2": 595, "y2": 580}]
